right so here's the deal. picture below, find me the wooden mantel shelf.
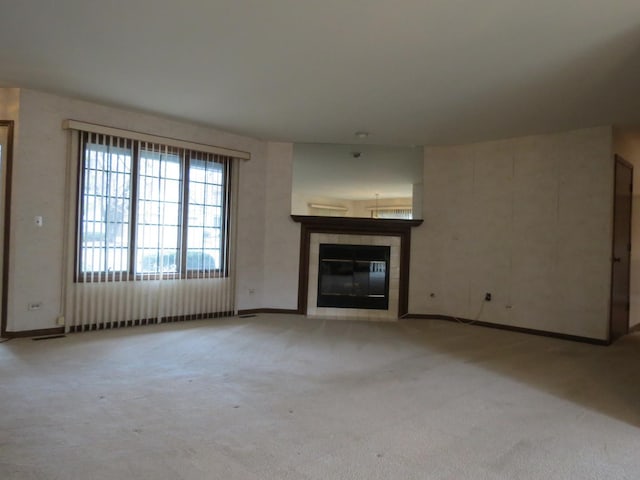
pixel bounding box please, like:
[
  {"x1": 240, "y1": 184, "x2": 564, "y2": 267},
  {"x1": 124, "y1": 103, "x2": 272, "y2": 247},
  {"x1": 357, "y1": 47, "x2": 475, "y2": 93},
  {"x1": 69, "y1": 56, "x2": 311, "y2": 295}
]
[{"x1": 290, "y1": 215, "x2": 423, "y2": 233}]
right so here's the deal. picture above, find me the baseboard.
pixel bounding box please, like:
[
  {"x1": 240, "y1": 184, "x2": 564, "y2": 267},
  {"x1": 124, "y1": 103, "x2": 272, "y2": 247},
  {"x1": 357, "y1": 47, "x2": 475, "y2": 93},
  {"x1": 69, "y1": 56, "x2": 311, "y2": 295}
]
[
  {"x1": 404, "y1": 314, "x2": 610, "y2": 346},
  {"x1": 6, "y1": 313, "x2": 612, "y2": 345},
  {"x1": 21, "y1": 310, "x2": 293, "y2": 335},
  {"x1": 2, "y1": 327, "x2": 65, "y2": 339},
  {"x1": 237, "y1": 308, "x2": 300, "y2": 316}
]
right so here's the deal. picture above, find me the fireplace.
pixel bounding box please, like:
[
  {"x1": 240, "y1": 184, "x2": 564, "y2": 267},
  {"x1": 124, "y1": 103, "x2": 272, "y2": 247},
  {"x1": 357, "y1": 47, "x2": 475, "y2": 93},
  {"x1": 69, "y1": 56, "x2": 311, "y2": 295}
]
[
  {"x1": 317, "y1": 244, "x2": 390, "y2": 310},
  {"x1": 291, "y1": 215, "x2": 423, "y2": 320},
  {"x1": 306, "y1": 232, "x2": 400, "y2": 320}
]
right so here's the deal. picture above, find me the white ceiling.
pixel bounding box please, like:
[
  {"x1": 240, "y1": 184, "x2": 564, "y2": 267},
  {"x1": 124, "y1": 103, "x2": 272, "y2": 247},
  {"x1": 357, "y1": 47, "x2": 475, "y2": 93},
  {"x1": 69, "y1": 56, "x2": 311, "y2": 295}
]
[{"x1": 1, "y1": 1, "x2": 640, "y2": 145}]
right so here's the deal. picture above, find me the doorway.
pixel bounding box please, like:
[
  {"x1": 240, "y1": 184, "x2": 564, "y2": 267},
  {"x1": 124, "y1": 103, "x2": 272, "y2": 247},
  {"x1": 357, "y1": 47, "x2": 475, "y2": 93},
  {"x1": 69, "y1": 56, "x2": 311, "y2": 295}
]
[
  {"x1": 0, "y1": 121, "x2": 13, "y2": 337},
  {"x1": 610, "y1": 155, "x2": 633, "y2": 343}
]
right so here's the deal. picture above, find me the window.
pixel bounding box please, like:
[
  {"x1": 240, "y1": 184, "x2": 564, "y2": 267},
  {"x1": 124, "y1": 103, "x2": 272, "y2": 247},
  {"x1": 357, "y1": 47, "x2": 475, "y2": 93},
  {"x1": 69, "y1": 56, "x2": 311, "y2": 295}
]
[
  {"x1": 372, "y1": 207, "x2": 413, "y2": 220},
  {"x1": 77, "y1": 132, "x2": 231, "y2": 281},
  {"x1": 79, "y1": 136, "x2": 132, "y2": 275},
  {"x1": 136, "y1": 147, "x2": 182, "y2": 274}
]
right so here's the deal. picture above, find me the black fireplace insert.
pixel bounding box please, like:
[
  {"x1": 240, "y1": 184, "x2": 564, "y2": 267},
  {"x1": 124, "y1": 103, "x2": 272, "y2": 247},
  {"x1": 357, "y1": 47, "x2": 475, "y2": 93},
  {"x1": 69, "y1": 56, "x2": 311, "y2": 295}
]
[{"x1": 317, "y1": 244, "x2": 390, "y2": 310}]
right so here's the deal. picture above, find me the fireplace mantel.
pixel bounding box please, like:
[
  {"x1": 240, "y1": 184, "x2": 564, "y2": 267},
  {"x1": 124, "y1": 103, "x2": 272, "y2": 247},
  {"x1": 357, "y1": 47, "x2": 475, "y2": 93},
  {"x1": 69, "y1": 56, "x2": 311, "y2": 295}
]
[
  {"x1": 291, "y1": 215, "x2": 423, "y2": 233},
  {"x1": 291, "y1": 215, "x2": 423, "y2": 318}
]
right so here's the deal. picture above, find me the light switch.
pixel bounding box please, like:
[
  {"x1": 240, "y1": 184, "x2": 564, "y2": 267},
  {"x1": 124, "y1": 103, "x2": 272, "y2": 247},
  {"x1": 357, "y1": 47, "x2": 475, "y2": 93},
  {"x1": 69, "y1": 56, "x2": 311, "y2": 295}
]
[{"x1": 34, "y1": 216, "x2": 43, "y2": 227}]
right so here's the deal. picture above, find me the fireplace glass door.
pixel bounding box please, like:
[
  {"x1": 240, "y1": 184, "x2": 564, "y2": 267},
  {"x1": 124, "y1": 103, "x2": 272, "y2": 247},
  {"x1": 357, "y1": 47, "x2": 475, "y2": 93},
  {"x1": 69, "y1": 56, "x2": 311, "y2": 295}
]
[{"x1": 317, "y1": 244, "x2": 390, "y2": 309}]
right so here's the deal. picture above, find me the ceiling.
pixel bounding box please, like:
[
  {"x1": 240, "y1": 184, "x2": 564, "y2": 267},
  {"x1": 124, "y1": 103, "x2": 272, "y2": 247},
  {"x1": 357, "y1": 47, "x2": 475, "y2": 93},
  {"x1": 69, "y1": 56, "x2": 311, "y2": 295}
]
[{"x1": 1, "y1": 1, "x2": 640, "y2": 146}]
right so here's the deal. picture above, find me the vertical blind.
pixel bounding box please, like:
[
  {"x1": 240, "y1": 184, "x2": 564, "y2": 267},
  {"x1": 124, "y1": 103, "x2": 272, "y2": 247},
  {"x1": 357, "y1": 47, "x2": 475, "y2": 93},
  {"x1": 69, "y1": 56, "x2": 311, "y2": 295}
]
[
  {"x1": 373, "y1": 207, "x2": 413, "y2": 219},
  {"x1": 64, "y1": 124, "x2": 242, "y2": 332}
]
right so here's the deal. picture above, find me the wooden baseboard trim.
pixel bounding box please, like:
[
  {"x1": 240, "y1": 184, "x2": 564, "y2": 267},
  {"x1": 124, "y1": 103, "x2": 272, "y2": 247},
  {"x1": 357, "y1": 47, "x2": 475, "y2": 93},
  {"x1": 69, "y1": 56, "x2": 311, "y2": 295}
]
[
  {"x1": 404, "y1": 314, "x2": 610, "y2": 346},
  {"x1": 237, "y1": 308, "x2": 300, "y2": 316},
  {"x1": 3, "y1": 327, "x2": 65, "y2": 339}
]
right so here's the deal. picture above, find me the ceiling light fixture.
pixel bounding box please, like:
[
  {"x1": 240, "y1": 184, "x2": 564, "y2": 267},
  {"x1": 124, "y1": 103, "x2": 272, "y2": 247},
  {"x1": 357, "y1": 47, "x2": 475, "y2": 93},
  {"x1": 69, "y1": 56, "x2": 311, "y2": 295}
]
[{"x1": 354, "y1": 131, "x2": 369, "y2": 139}]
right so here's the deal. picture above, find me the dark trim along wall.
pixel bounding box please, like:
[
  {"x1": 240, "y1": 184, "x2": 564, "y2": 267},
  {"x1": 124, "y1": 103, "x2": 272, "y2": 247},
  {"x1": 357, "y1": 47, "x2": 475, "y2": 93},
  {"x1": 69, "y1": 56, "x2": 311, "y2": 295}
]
[
  {"x1": 237, "y1": 310, "x2": 611, "y2": 345},
  {"x1": 5, "y1": 312, "x2": 612, "y2": 345},
  {"x1": 404, "y1": 314, "x2": 610, "y2": 346},
  {"x1": 238, "y1": 308, "x2": 299, "y2": 316},
  {"x1": 0, "y1": 120, "x2": 14, "y2": 338},
  {"x1": 3, "y1": 327, "x2": 65, "y2": 339}
]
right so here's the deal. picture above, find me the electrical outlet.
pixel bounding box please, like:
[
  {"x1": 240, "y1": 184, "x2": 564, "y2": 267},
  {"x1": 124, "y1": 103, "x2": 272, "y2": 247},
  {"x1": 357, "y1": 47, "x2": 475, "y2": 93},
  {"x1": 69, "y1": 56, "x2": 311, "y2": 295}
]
[
  {"x1": 28, "y1": 301, "x2": 42, "y2": 311},
  {"x1": 56, "y1": 316, "x2": 65, "y2": 326},
  {"x1": 484, "y1": 293, "x2": 492, "y2": 302}
]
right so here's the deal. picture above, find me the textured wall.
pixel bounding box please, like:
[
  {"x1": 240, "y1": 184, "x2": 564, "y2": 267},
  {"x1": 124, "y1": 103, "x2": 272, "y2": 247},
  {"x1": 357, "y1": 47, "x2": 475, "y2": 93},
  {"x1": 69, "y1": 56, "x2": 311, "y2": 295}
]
[
  {"x1": 7, "y1": 89, "x2": 267, "y2": 332},
  {"x1": 410, "y1": 127, "x2": 614, "y2": 340},
  {"x1": 0, "y1": 88, "x2": 20, "y2": 121},
  {"x1": 3, "y1": 88, "x2": 620, "y2": 339},
  {"x1": 261, "y1": 142, "x2": 300, "y2": 309}
]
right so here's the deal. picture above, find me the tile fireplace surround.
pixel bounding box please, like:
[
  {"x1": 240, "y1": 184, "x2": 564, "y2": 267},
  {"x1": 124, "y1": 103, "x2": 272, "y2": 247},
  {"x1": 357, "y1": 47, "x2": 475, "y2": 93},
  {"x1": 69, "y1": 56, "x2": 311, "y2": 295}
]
[
  {"x1": 309, "y1": 233, "x2": 399, "y2": 320},
  {"x1": 291, "y1": 216, "x2": 423, "y2": 321}
]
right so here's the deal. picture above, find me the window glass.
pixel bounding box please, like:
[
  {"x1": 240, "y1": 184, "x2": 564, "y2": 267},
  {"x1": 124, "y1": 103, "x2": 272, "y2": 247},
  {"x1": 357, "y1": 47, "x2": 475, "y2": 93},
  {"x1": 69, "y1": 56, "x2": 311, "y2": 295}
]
[
  {"x1": 136, "y1": 149, "x2": 182, "y2": 274},
  {"x1": 80, "y1": 141, "x2": 132, "y2": 274},
  {"x1": 187, "y1": 158, "x2": 224, "y2": 271},
  {"x1": 77, "y1": 133, "x2": 230, "y2": 280}
]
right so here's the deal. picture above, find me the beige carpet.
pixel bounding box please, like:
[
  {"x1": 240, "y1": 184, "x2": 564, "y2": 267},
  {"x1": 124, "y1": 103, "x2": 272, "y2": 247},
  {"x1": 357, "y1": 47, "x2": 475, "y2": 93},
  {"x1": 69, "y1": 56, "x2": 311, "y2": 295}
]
[{"x1": 1, "y1": 314, "x2": 639, "y2": 479}]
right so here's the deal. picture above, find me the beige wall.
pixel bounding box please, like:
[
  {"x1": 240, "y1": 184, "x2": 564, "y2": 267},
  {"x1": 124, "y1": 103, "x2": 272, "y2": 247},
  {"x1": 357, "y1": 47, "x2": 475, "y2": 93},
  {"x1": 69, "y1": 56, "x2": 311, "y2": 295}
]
[
  {"x1": 5, "y1": 89, "x2": 268, "y2": 332},
  {"x1": 0, "y1": 87, "x2": 620, "y2": 340},
  {"x1": 262, "y1": 142, "x2": 300, "y2": 309},
  {"x1": 235, "y1": 141, "x2": 268, "y2": 311},
  {"x1": 613, "y1": 128, "x2": 640, "y2": 328},
  {"x1": 410, "y1": 127, "x2": 614, "y2": 340},
  {"x1": 264, "y1": 126, "x2": 616, "y2": 340},
  {"x1": 0, "y1": 88, "x2": 20, "y2": 121}
]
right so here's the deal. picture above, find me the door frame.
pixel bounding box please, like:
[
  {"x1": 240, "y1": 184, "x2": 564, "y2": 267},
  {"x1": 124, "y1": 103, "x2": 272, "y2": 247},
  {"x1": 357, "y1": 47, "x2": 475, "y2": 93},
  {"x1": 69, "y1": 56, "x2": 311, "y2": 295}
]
[
  {"x1": 609, "y1": 154, "x2": 633, "y2": 343},
  {"x1": 0, "y1": 120, "x2": 14, "y2": 337}
]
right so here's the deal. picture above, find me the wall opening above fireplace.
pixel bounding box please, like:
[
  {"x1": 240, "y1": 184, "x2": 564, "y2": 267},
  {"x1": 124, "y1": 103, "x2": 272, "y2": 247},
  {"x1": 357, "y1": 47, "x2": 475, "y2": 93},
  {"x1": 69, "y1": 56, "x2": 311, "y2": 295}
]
[
  {"x1": 317, "y1": 244, "x2": 390, "y2": 310},
  {"x1": 291, "y1": 143, "x2": 424, "y2": 219}
]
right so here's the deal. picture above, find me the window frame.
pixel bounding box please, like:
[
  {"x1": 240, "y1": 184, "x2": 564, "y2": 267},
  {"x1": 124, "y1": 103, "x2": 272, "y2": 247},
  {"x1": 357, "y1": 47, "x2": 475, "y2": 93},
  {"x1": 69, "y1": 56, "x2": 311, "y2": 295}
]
[{"x1": 75, "y1": 131, "x2": 232, "y2": 282}]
